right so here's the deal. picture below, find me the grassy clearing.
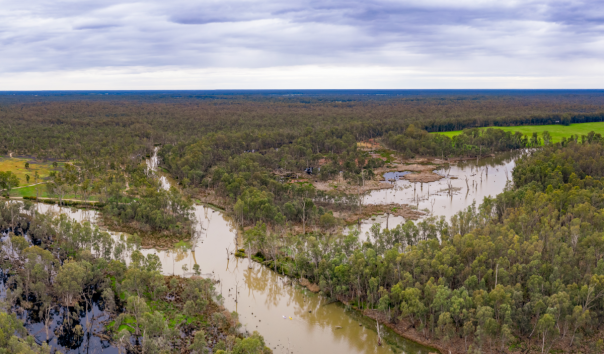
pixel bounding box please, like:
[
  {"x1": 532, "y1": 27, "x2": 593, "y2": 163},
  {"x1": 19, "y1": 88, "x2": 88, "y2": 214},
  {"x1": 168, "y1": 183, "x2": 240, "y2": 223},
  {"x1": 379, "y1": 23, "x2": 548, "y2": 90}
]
[
  {"x1": 10, "y1": 184, "x2": 49, "y2": 198},
  {"x1": 8, "y1": 184, "x2": 100, "y2": 201},
  {"x1": 433, "y1": 122, "x2": 604, "y2": 143},
  {"x1": 0, "y1": 156, "x2": 66, "y2": 186}
]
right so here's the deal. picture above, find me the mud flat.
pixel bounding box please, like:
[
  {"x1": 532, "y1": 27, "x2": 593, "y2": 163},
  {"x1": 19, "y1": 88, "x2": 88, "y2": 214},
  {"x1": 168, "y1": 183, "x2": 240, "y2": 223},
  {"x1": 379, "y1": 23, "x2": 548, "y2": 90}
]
[
  {"x1": 356, "y1": 150, "x2": 528, "y2": 234},
  {"x1": 336, "y1": 203, "x2": 424, "y2": 224}
]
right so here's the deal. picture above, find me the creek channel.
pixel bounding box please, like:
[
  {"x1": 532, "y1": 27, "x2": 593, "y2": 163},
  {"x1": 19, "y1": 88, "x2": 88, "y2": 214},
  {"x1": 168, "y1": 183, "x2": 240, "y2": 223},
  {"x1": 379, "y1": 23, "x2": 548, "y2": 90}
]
[
  {"x1": 15, "y1": 146, "x2": 437, "y2": 354},
  {"x1": 9, "y1": 149, "x2": 529, "y2": 353}
]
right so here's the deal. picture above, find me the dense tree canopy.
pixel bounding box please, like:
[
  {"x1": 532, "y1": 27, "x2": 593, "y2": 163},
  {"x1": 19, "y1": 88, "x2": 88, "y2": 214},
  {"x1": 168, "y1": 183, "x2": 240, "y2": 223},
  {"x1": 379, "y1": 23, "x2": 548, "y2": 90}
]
[{"x1": 237, "y1": 137, "x2": 604, "y2": 353}]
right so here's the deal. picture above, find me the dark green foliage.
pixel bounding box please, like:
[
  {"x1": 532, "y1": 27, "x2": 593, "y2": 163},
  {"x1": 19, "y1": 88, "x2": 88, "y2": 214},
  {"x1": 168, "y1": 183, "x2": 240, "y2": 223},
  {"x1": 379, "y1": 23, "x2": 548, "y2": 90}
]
[
  {"x1": 234, "y1": 138, "x2": 604, "y2": 352},
  {"x1": 383, "y1": 125, "x2": 530, "y2": 157}
]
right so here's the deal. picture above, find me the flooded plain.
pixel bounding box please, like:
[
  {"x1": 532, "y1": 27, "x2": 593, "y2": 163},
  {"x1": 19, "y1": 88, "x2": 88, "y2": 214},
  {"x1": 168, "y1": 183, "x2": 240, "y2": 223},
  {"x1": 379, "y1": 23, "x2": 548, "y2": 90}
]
[
  {"x1": 12, "y1": 150, "x2": 528, "y2": 353},
  {"x1": 356, "y1": 150, "x2": 527, "y2": 236},
  {"x1": 32, "y1": 203, "x2": 433, "y2": 354}
]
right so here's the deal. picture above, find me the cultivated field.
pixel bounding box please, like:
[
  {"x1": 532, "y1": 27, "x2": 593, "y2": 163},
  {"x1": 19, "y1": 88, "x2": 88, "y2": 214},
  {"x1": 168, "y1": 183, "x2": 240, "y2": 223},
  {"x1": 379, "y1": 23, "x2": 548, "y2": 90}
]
[{"x1": 435, "y1": 122, "x2": 604, "y2": 142}]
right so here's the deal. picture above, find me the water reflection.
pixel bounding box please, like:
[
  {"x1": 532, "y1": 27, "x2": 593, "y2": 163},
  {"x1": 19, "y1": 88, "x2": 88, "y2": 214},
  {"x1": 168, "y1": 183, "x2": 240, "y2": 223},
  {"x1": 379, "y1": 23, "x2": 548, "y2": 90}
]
[
  {"x1": 29, "y1": 202, "x2": 432, "y2": 354},
  {"x1": 356, "y1": 150, "x2": 528, "y2": 235}
]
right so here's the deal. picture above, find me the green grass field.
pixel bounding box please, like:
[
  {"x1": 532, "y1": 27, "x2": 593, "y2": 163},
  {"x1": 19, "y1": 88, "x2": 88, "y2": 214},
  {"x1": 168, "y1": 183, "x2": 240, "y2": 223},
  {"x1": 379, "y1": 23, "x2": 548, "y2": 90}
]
[
  {"x1": 0, "y1": 156, "x2": 66, "y2": 186},
  {"x1": 434, "y1": 122, "x2": 604, "y2": 143},
  {"x1": 8, "y1": 184, "x2": 101, "y2": 201},
  {"x1": 10, "y1": 184, "x2": 49, "y2": 198}
]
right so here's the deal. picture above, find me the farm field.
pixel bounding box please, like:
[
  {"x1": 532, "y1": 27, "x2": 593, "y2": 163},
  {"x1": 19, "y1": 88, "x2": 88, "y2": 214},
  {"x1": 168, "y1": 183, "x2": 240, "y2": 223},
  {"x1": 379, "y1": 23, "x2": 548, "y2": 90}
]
[{"x1": 434, "y1": 122, "x2": 604, "y2": 142}]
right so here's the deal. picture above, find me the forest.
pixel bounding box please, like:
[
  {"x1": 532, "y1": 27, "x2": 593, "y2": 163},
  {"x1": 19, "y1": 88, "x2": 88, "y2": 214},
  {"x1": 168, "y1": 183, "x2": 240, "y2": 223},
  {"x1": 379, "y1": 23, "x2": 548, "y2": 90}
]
[
  {"x1": 0, "y1": 202, "x2": 271, "y2": 354},
  {"x1": 0, "y1": 94, "x2": 602, "y2": 236},
  {"x1": 3, "y1": 92, "x2": 604, "y2": 353},
  {"x1": 237, "y1": 137, "x2": 604, "y2": 353}
]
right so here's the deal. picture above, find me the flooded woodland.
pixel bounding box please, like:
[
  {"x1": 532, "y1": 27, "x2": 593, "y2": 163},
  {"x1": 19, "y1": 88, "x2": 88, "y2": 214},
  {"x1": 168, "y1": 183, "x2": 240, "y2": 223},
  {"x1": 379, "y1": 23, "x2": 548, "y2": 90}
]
[
  {"x1": 2, "y1": 93, "x2": 604, "y2": 354},
  {"x1": 0, "y1": 148, "x2": 527, "y2": 354}
]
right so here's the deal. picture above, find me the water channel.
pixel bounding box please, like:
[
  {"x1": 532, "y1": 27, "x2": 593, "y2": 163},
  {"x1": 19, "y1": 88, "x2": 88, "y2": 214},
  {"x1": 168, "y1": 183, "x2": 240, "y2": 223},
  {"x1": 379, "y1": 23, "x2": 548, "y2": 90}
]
[{"x1": 18, "y1": 150, "x2": 528, "y2": 353}]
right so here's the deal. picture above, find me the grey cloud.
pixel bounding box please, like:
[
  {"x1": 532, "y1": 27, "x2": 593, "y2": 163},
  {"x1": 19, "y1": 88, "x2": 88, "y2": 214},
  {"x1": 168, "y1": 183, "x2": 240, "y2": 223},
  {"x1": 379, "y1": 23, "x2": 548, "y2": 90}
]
[
  {"x1": 0, "y1": 0, "x2": 603, "y2": 75},
  {"x1": 74, "y1": 24, "x2": 120, "y2": 30}
]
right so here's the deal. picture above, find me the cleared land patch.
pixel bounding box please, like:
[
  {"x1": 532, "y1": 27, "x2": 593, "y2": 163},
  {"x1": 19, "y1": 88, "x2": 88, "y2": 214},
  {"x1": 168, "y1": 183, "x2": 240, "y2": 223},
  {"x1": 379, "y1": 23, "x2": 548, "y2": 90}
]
[
  {"x1": 0, "y1": 156, "x2": 65, "y2": 185},
  {"x1": 434, "y1": 122, "x2": 604, "y2": 142}
]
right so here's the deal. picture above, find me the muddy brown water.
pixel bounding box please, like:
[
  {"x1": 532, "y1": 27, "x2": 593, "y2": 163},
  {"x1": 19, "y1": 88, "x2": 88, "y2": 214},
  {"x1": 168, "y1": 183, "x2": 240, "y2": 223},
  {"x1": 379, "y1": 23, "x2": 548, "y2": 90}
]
[
  {"x1": 22, "y1": 150, "x2": 528, "y2": 353},
  {"x1": 355, "y1": 150, "x2": 529, "y2": 237},
  {"x1": 33, "y1": 203, "x2": 435, "y2": 354},
  {"x1": 23, "y1": 150, "x2": 528, "y2": 353}
]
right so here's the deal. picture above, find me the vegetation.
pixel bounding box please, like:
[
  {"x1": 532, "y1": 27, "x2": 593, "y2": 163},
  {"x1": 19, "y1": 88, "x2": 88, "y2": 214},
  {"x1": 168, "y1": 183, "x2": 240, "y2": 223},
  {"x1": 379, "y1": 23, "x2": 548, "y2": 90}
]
[
  {"x1": 0, "y1": 157, "x2": 58, "y2": 186},
  {"x1": 436, "y1": 122, "x2": 604, "y2": 143},
  {"x1": 4, "y1": 92, "x2": 604, "y2": 352},
  {"x1": 383, "y1": 125, "x2": 531, "y2": 158},
  {"x1": 238, "y1": 136, "x2": 604, "y2": 353},
  {"x1": 0, "y1": 171, "x2": 19, "y2": 197},
  {"x1": 0, "y1": 201, "x2": 271, "y2": 354},
  {"x1": 0, "y1": 93, "x2": 602, "y2": 238}
]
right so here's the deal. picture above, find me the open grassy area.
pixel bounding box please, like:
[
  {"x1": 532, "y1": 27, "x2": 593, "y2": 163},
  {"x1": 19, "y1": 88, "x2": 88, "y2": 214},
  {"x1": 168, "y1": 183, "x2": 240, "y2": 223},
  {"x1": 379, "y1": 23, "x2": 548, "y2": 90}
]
[
  {"x1": 433, "y1": 122, "x2": 604, "y2": 143},
  {"x1": 0, "y1": 156, "x2": 66, "y2": 186},
  {"x1": 10, "y1": 184, "x2": 49, "y2": 198}
]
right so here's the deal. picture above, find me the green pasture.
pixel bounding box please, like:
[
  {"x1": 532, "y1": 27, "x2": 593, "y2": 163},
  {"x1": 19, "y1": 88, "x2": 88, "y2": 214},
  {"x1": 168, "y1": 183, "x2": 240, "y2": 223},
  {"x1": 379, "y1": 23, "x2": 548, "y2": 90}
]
[
  {"x1": 9, "y1": 184, "x2": 100, "y2": 201},
  {"x1": 10, "y1": 184, "x2": 49, "y2": 198},
  {"x1": 433, "y1": 122, "x2": 604, "y2": 143},
  {"x1": 0, "y1": 156, "x2": 65, "y2": 186}
]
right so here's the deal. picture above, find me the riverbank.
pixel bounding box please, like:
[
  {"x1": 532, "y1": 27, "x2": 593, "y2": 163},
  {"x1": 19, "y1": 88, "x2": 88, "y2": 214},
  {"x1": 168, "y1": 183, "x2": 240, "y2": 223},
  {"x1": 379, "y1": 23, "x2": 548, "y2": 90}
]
[{"x1": 237, "y1": 250, "x2": 445, "y2": 354}]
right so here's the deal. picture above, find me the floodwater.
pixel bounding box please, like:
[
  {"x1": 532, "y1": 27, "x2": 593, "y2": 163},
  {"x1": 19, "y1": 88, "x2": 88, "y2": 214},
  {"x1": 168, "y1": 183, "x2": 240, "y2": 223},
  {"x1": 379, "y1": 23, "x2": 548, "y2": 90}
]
[
  {"x1": 147, "y1": 147, "x2": 170, "y2": 190},
  {"x1": 1, "y1": 206, "x2": 117, "y2": 354},
  {"x1": 31, "y1": 203, "x2": 433, "y2": 354},
  {"x1": 21, "y1": 148, "x2": 436, "y2": 354},
  {"x1": 16, "y1": 150, "x2": 527, "y2": 353},
  {"x1": 356, "y1": 150, "x2": 528, "y2": 236}
]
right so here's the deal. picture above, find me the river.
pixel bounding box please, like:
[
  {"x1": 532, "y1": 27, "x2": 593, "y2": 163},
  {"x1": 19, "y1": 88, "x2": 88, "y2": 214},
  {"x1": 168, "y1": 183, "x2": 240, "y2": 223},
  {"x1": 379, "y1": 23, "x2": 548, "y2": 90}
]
[
  {"x1": 32, "y1": 202, "x2": 433, "y2": 354},
  {"x1": 21, "y1": 150, "x2": 529, "y2": 353},
  {"x1": 27, "y1": 146, "x2": 438, "y2": 354}
]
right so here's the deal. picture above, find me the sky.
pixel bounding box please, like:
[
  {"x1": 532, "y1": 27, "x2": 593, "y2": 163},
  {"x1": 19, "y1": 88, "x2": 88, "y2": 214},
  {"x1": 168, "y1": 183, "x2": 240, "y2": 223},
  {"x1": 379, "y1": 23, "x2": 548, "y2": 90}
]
[{"x1": 1, "y1": 0, "x2": 603, "y2": 89}]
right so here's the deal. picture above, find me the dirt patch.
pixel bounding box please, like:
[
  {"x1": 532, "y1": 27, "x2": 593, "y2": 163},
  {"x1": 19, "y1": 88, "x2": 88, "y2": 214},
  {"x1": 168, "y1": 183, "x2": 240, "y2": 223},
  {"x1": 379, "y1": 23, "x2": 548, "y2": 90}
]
[
  {"x1": 357, "y1": 139, "x2": 383, "y2": 151},
  {"x1": 374, "y1": 163, "x2": 445, "y2": 183},
  {"x1": 195, "y1": 190, "x2": 228, "y2": 210},
  {"x1": 312, "y1": 175, "x2": 394, "y2": 195},
  {"x1": 336, "y1": 203, "x2": 424, "y2": 223},
  {"x1": 376, "y1": 163, "x2": 440, "y2": 174},
  {"x1": 299, "y1": 278, "x2": 320, "y2": 293},
  {"x1": 403, "y1": 171, "x2": 443, "y2": 183}
]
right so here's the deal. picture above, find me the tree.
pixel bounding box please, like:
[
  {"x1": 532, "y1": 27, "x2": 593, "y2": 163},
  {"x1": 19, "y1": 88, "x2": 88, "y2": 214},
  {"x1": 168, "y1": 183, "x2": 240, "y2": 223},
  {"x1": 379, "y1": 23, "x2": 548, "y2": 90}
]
[
  {"x1": 188, "y1": 330, "x2": 208, "y2": 354},
  {"x1": 232, "y1": 331, "x2": 270, "y2": 354},
  {"x1": 124, "y1": 296, "x2": 150, "y2": 337},
  {"x1": 0, "y1": 311, "x2": 51, "y2": 354},
  {"x1": 114, "y1": 329, "x2": 131, "y2": 354},
  {"x1": 542, "y1": 131, "x2": 552, "y2": 145},
  {"x1": 54, "y1": 260, "x2": 87, "y2": 306},
  {"x1": 537, "y1": 313, "x2": 556, "y2": 353},
  {"x1": 0, "y1": 171, "x2": 19, "y2": 195}
]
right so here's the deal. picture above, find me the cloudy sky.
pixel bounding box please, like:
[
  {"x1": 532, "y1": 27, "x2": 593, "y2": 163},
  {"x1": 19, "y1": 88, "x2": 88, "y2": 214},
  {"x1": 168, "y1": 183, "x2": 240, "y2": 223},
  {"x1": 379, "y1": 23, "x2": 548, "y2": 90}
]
[{"x1": 1, "y1": 0, "x2": 603, "y2": 89}]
